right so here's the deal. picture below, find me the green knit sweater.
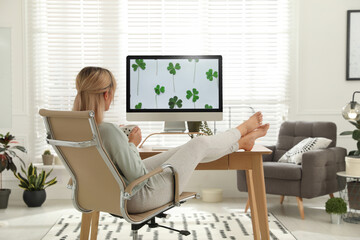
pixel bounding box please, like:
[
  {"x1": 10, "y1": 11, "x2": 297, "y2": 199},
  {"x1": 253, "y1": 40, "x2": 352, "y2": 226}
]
[{"x1": 98, "y1": 122, "x2": 148, "y2": 195}]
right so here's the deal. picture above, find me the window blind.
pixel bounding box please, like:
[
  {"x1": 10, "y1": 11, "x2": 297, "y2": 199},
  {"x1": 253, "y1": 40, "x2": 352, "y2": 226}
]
[{"x1": 27, "y1": 0, "x2": 292, "y2": 158}]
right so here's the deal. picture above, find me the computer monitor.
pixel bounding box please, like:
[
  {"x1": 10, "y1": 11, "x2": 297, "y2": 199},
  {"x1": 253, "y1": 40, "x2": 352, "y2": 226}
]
[{"x1": 126, "y1": 55, "x2": 222, "y2": 131}]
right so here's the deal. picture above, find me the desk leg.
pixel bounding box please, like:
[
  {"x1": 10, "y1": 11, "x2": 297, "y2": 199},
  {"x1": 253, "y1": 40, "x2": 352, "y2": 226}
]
[
  {"x1": 252, "y1": 155, "x2": 270, "y2": 240},
  {"x1": 246, "y1": 170, "x2": 260, "y2": 240}
]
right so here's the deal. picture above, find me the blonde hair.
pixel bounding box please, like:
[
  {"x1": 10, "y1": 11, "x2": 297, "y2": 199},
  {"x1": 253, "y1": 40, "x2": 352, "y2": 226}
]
[{"x1": 73, "y1": 66, "x2": 117, "y2": 123}]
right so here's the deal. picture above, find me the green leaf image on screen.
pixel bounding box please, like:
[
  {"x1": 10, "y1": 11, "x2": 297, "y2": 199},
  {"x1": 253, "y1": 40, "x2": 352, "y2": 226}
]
[
  {"x1": 154, "y1": 85, "x2": 165, "y2": 95},
  {"x1": 167, "y1": 62, "x2": 181, "y2": 92},
  {"x1": 205, "y1": 104, "x2": 213, "y2": 109},
  {"x1": 186, "y1": 88, "x2": 200, "y2": 108},
  {"x1": 206, "y1": 69, "x2": 218, "y2": 81},
  {"x1": 154, "y1": 85, "x2": 165, "y2": 108},
  {"x1": 188, "y1": 58, "x2": 199, "y2": 63},
  {"x1": 186, "y1": 88, "x2": 199, "y2": 102},
  {"x1": 188, "y1": 58, "x2": 199, "y2": 83},
  {"x1": 135, "y1": 102, "x2": 142, "y2": 109},
  {"x1": 132, "y1": 59, "x2": 146, "y2": 96},
  {"x1": 168, "y1": 96, "x2": 183, "y2": 109}
]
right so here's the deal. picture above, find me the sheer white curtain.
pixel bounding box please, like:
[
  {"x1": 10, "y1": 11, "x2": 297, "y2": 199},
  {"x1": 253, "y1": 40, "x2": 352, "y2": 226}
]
[{"x1": 27, "y1": 0, "x2": 292, "y2": 158}]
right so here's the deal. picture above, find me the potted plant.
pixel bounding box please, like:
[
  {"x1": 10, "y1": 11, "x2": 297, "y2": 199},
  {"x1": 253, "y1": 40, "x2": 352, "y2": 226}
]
[
  {"x1": 187, "y1": 121, "x2": 213, "y2": 138},
  {"x1": 187, "y1": 121, "x2": 202, "y2": 133},
  {"x1": 340, "y1": 121, "x2": 360, "y2": 176},
  {"x1": 14, "y1": 163, "x2": 57, "y2": 207},
  {"x1": 42, "y1": 149, "x2": 54, "y2": 165},
  {"x1": 325, "y1": 197, "x2": 347, "y2": 224},
  {"x1": 0, "y1": 132, "x2": 26, "y2": 209},
  {"x1": 340, "y1": 121, "x2": 360, "y2": 209}
]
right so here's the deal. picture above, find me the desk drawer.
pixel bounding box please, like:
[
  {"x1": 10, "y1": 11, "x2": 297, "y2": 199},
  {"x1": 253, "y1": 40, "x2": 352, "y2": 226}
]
[{"x1": 196, "y1": 156, "x2": 228, "y2": 170}]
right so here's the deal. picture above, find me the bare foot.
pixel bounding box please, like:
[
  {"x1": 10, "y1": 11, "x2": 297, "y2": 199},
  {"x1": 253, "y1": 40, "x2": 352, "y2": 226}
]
[
  {"x1": 238, "y1": 124, "x2": 270, "y2": 151},
  {"x1": 236, "y1": 112, "x2": 263, "y2": 136}
]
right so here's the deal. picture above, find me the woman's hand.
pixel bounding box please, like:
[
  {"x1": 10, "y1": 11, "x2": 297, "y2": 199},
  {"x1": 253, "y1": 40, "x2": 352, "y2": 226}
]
[{"x1": 128, "y1": 126, "x2": 142, "y2": 147}]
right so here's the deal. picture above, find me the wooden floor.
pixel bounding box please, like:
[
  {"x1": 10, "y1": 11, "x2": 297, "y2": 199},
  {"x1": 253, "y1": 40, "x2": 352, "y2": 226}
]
[{"x1": 0, "y1": 196, "x2": 359, "y2": 240}]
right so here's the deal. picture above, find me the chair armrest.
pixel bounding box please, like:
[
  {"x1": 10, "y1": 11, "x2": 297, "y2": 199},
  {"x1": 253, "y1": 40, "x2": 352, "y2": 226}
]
[
  {"x1": 302, "y1": 147, "x2": 346, "y2": 168},
  {"x1": 263, "y1": 145, "x2": 276, "y2": 162},
  {"x1": 124, "y1": 164, "x2": 180, "y2": 205},
  {"x1": 301, "y1": 147, "x2": 346, "y2": 198},
  {"x1": 328, "y1": 147, "x2": 347, "y2": 172},
  {"x1": 67, "y1": 178, "x2": 73, "y2": 189}
]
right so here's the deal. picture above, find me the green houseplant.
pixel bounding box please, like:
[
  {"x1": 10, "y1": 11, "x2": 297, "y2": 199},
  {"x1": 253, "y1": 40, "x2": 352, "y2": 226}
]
[
  {"x1": 340, "y1": 121, "x2": 360, "y2": 209},
  {"x1": 0, "y1": 132, "x2": 26, "y2": 209},
  {"x1": 14, "y1": 163, "x2": 57, "y2": 207},
  {"x1": 340, "y1": 120, "x2": 360, "y2": 157},
  {"x1": 187, "y1": 121, "x2": 213, "y2": 138},
  {"x1": 42, "y1": 149, "x2": 54, "y2": 165},
  {"x1": 325, "y1": 197, "x2": 347, "y2": 224}
]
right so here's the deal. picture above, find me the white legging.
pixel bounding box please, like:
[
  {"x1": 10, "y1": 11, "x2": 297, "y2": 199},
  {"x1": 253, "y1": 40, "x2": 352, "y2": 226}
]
[{"x1": 127, "y1": 128, "x2": 241, "y2": 213}]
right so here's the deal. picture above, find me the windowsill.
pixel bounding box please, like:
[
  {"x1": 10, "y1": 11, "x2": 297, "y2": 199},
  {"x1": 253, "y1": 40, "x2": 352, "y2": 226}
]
[{"x1": 33, "y1": 163, "x2": 66, "y2": 170}]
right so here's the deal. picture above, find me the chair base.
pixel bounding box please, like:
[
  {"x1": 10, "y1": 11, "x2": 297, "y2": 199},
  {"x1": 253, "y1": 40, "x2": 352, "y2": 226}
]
[
  {"x1": 81, "y1": 210, "x2": 191, "y2": 240},
  {"x1": 131, "y1": 214, "x2": 190, "y2": 240}
]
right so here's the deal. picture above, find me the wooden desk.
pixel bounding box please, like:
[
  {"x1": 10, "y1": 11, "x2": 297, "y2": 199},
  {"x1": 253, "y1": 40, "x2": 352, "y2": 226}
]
[{"x1": 139, "y1": 145, "x2": 272, "y2": 240}]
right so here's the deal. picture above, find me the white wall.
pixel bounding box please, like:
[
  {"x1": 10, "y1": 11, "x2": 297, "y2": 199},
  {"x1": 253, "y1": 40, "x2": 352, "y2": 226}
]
[
  {"x1": 0, "y1": 0, "x2": 71, "y2": 201},
  {"x1": 0, "y1": 0, "x2": 31, "y2": 201},
  {"x1": 2, "y1": 0, "x2": 360, "y2": 202},
  {"x1": 290, "y1": 0, "x2": 360, "y2": 152}
]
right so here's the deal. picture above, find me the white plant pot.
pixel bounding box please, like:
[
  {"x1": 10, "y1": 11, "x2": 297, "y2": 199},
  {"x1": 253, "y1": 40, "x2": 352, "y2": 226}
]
[
  {"x1": 345, "y1": 157, "x2": 360, "y2": 177},
  {"x1": 330, "y1": 213, "x2": 342, "y2": 224}
]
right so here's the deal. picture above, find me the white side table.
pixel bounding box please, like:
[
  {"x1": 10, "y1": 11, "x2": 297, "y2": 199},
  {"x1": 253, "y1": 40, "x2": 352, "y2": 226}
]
[{"x1": 337, "y1": 171, "x2": 360, "y2": 224}]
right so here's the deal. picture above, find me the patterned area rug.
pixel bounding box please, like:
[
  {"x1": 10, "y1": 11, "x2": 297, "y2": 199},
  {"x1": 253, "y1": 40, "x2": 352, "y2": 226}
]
[{"x1": 42, "y1": 210, "x2": 296, "y2": 240}]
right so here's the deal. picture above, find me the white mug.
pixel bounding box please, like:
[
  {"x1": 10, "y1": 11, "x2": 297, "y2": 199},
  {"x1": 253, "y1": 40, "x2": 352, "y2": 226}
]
[{"x1": 120, "y1": 125, "x2": 137, "y2": 137}]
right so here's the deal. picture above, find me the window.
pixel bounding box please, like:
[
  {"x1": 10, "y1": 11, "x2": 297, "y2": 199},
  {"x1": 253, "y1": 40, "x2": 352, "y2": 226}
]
[{"x1": 27, "y1": 0, "x2": 292, "y2": 158}]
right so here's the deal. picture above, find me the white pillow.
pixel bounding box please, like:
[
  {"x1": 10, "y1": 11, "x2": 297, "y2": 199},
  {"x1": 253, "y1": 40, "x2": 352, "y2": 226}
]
[{"x1": 278, "y1": 137, "x2": 332, "y2": 165}]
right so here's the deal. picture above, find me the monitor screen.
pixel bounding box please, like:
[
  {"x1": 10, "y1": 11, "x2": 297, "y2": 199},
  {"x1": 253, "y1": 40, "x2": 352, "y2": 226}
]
[{"x1": 126, "y1": 55, "x2": 222, "y2": 121}]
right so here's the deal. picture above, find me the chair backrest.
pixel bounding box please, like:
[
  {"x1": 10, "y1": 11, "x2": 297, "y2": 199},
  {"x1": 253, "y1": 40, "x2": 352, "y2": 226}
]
[
  {"x1": 39, "y1": 109, "x2": 126, "y2": 215},
  {"x1": 273, "y1": 121, "x2": 337, "y2": 162}
]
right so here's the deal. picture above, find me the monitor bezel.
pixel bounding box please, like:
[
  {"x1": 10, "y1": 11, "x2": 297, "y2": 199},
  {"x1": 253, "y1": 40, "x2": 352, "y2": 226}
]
[{"x1": 126, "y1": 55, "x2": 223, "y2": 113}]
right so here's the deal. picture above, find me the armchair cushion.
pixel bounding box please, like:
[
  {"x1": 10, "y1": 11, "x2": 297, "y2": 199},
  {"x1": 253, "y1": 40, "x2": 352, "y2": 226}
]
[
  {"x1": 263, "y1": 162, "x2": 302, "y2": 180},
  {"x1": 278, "y1": 137, "x2": 332, "y2": 164}
]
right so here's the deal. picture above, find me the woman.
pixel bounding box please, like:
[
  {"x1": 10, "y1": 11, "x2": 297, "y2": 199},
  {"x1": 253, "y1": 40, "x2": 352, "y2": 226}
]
[{"x1": 73, "y1": 66, "x2": 269, "y2": 213}]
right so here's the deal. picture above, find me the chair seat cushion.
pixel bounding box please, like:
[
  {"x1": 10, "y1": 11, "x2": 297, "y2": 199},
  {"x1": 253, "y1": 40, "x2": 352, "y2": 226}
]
[{"x1": 263, "y1": 162, "x2": 302, "y2": 180}]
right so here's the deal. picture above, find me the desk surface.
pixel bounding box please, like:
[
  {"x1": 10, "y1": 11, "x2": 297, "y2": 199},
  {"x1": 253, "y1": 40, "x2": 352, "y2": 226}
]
[
  {"x1": 139, "y1": 145, "x2": 272, "y2": 154},
  {"x1": 139, "y1": 145, "x2": 272, "y2": 171}
]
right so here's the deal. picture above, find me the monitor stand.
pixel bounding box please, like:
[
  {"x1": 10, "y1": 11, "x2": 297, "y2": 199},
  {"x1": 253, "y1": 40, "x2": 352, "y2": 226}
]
[{"x1": 163, "y1": 121, "x2": 186, "y2": 132}]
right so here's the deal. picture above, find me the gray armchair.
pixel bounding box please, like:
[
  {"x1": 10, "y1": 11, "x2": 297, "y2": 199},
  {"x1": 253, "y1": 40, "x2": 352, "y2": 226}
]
[{"x1": 237, "y1": 121, "x2": 346, "y2": 219}]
